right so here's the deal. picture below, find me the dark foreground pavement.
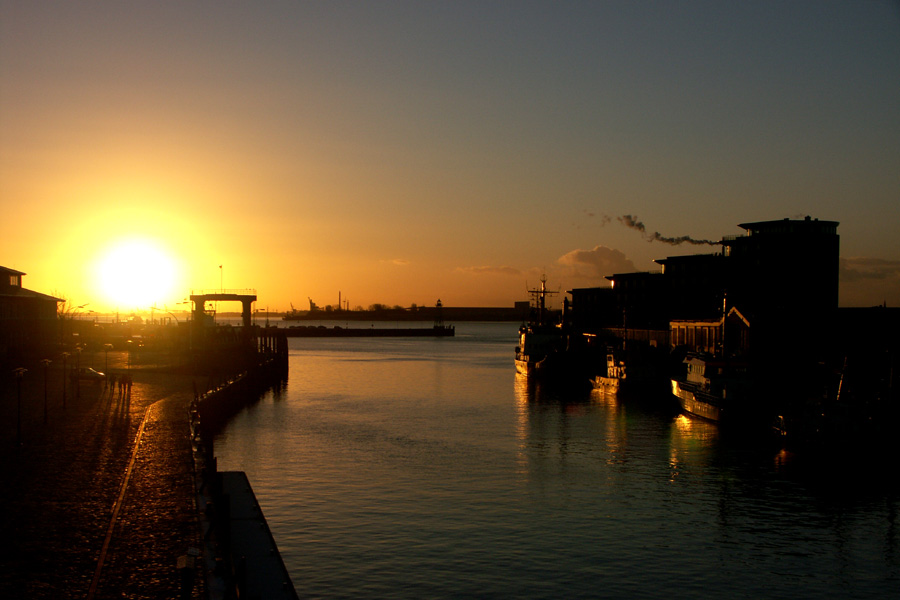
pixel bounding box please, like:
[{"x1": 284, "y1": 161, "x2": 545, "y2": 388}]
[{"x1": 0, "y1": 351, "x2": 205, "y2": 599}]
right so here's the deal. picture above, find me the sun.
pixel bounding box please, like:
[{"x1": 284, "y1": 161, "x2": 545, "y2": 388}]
[{"x1": 94, "y1": 238, "x2": 181, "y2": 310}]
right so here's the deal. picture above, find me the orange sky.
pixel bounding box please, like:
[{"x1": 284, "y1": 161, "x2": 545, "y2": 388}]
[{"x1": 2, "y1": 2, "x2": 899, "y2": 313}]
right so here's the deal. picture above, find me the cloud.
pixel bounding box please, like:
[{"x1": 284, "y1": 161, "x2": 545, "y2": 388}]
[
  {"x1": 456, "y1": 265, "x2": 522, "y2": 276},
  {"x1": 618, "y1": 214, "x2": 718, "y2": 246},
  {"x1": 840, "y1": 257, "x2": 900, "y2": 282},
  {"x1": 557, "y1": 245, "x2": 636, "y2": 280},
  {"x1": 382, "y1": 258, "x2": 410, "y2": 266}
]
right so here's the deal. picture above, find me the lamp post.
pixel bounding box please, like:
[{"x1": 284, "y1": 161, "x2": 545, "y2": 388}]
[
  {"x1": 75, "y1": 346, "x2": 82, "y2": 399},
  {"x1": 104, "y1": 343, "x2": 113, "y2": 375},
  {"x1": 40, "y1": 359, "x2": 51, "y2": 424},
  {"x1": 61, "y1": 351, "x2": 69, "y2": 409},
  {"x1": 14, "y1": 367, "x2": 27, "y2": 445}
]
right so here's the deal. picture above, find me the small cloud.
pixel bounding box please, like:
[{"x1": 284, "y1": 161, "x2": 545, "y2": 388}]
[
  {"x1": 456, "y1": 265, "x2": 522, "y2": 276},
  {"x1": 557, "y1": 245, "x2": 636, "y2": 280},
  {"x1": 840, "y1": 257, "x2": 900, "y2": 282},
  {"x1": 385, "y1": 259, "x2": 409, "y2": 266}
]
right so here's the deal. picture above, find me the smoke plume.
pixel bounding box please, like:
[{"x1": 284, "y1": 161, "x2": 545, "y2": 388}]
[{"x1": 618, "y1": 214, "x2": 718, "y2": 246}]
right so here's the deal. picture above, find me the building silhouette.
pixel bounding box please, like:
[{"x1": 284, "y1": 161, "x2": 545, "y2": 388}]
[
  {"x1": 568, "y1": 217, "x2": 842, "y2": 364},
  {"x1": 0, "y1": 266, "x2": 62, "y2": 362},
  {"x1": 722, "y1": 217, "x2": 839, "y2": 322}
]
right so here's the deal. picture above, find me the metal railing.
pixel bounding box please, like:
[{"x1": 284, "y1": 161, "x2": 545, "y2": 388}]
[{"x1": 190, "y1": 289, "x2": 257, "y2": 297}]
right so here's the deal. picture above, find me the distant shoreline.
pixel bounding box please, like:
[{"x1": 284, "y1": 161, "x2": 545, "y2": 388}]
[{"x1": 271, "y1": 306, "x2": 535, "y2": 322}]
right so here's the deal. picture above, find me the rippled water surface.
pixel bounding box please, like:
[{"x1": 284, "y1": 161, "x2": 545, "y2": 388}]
[{"x1": 214, "y1": 323, "x2": 899, "y2": 599}]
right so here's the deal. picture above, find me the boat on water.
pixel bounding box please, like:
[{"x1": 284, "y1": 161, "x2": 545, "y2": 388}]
[
  {"x1": 671, "y1": 354, "x2": 751, "y2": 422},
  {"x1": 587, "y1": 341, "x2": 670, "y2": 397},
  {"x1": 515, "y1": 277, "x2": 567, "y2": 377},
  {"x1": 591, "y1": 350, "x2": 625, "y2": 393}
]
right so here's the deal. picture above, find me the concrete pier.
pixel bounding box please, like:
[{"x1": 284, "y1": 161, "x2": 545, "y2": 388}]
[
  {"x1": 190, "y1": 354, "x2": 296, "y2": 599},
  {"x1": 201, "y1": 471, "x2": 299, "y2": 600}
]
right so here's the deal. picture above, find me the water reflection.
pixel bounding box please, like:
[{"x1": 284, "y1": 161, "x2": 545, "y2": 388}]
[
  {"x1": 513, "y1": 374, "x2": 642, "y2": 490},
  {"x1": 215, "y1": 326, "x2": 900, "y2": 599}
]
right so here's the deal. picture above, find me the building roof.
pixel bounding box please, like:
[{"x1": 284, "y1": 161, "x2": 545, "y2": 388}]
[
  {"x1": 0, "y1": 285, "x2": 63, "y2": 302},
  {"x1": 654, "y1": 253, "x2": 721, "y2": 266},
  {"x1": 736, "y1": 217, "x2": 839, "y2": 234},
  {"x1": 0, "y1": 266, "x2": 26, "y2": 277},
  {"x1": 604, "y1": 271, "x2": 663, "y2": 282}
]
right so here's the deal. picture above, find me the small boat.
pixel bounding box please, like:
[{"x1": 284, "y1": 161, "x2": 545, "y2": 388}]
[
  {"x1": 591, "y1": 350, "x2": 625, "y2": 393},
  {"x1": 671, "y1": 354, "x2": 750, "y2": 422}
]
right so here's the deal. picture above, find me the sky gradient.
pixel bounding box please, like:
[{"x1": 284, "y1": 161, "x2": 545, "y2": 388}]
[{"x1": 2, "y1": 1, "x2": 899, "y2": 313}]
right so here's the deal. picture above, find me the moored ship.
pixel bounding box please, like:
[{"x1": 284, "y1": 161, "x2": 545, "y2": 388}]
[
  {"x1": 671, "y1": 353, "x2": 751, "y2": 422},
  {"x1": 515, "y1": 276, "x2": 567, "y2": 377}
]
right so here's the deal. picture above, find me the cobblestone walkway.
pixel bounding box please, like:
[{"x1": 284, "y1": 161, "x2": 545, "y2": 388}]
[{"x1": 0, "y1": 351, "x2": 204, "y2": 599}]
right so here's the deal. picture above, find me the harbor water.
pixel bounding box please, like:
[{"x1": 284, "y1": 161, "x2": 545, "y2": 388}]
[{"x1": 213, "y1": 322, "x2": 899, "y2": 599}]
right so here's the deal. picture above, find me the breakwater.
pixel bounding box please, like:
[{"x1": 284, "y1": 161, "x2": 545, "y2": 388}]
[
  {"x1": 283, "y1": 324, "x2": 455, "y2": 337},
  {"x1": 189, "y1": 333, "x2": 296, "y2": 599}
]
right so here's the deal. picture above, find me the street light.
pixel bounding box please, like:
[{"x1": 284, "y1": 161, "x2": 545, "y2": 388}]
[
  {"x1": 13, "y1": 367, "x2": 27, "y2": 445},
  {"x1": 104, "y1": 343, "x2": 113, "y2": 376},
  {"x1": 61, "y1": 351, "x2": 70, "y2": 409},
  {"x1": 40, "y1": 359, "x2": 51, "y2": 424},
  {"x1": 75, "y1": 346, "x2": 82, "y2": 399}
]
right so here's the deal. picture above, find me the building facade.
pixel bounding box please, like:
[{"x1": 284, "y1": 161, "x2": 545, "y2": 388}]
[{"x1": 0, "y1": 266, "x2": 62, "y2": 361}]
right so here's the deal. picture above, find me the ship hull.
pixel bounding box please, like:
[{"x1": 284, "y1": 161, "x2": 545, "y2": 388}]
[
  {"x1": 515, "y1": 354, "x2": 556, "y2": 377},
  {"x1": 592, "y1": 376, "x2": 620, "y2": 394},
  {"x1": 671, "y1": 380, "x2": 723, "y2": 422}
]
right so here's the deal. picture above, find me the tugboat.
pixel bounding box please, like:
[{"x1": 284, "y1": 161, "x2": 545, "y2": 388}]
[
  {"x1": 591, "y1": 349, "x2": 625, "y2": 393},
  {"x1": 515, "y1": 276, "x2": 567, "y2": 377},
  {"x1": 590, "y1": 344, "x2": 669, "y2": 398}
]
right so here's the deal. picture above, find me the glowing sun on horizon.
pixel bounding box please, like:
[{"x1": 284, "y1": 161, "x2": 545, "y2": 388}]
[{"x1": 94, "y1": 238, "x2": 180, "y2": 309}]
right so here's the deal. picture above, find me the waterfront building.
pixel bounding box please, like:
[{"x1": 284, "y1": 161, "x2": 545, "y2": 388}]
[
  {"x1": 654, "y1": 253, "x2": 726, "y2": 321},
  {"x1": 0, "y1": 266, "x2": 62, "y2": 361},
  {"x1": 722, "y1": 217, "x2": 840, "y2": 321},
  {"x1": 570, "y1": 217, "x2": 839, "y2": 350}
]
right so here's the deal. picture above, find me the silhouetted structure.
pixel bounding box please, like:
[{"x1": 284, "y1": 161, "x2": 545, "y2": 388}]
[
  {"x1": 0, "y1": 266, "x2": 62, "y2": 362},
  {"x1": 723, "y1": 217, "x2": 840, "y2": 321},
  {"x1": 568, "y1": 218, "x2": 868, "y2": 424},
  {"x1": 569, "y1": 217, "x2": 840, "y2": 353},
  {"x1": 655, "y1": 253, "x2": 726, "y2": 321}
]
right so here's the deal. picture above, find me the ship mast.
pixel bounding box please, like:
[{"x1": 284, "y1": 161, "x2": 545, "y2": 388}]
[{"x1": 527, "y1": 275, "x2": 558, "y2": 326}]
